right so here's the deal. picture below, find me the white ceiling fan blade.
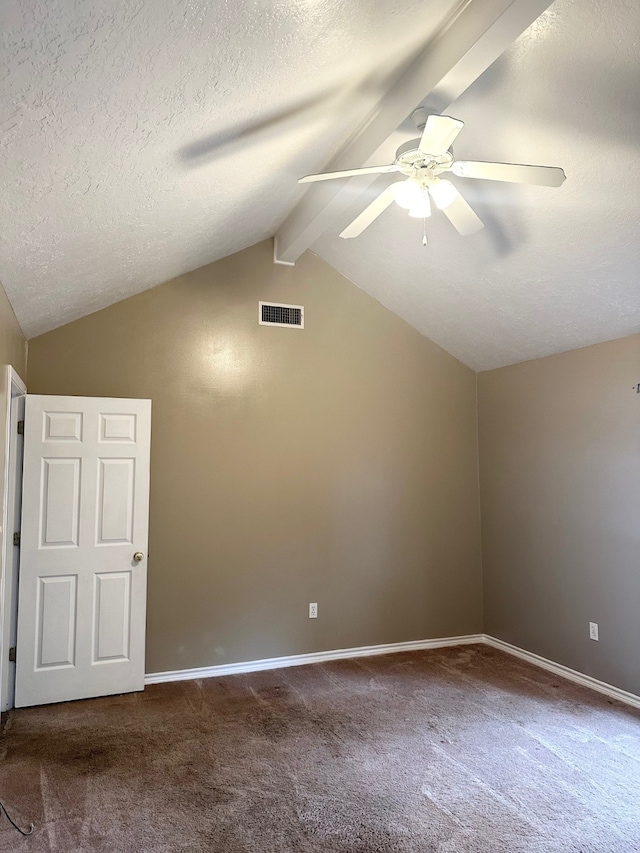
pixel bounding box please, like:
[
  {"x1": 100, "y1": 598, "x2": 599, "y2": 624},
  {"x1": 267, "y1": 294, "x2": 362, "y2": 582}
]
[
  {"x1": 419, "y1": 115, "x2": 464, "y2": 155},
  {"x1": 299, "y1": 164, "x2": 399, "y2": 184},
  {"x1": 339, "y1": 182, "x2": 402, "y2": 239},
  {"x1": 442, "y1": 190, "x2": 484, "y2": 236},
  {"x1": 451, "y1": 161, "x2": 566, "y2": 187}
]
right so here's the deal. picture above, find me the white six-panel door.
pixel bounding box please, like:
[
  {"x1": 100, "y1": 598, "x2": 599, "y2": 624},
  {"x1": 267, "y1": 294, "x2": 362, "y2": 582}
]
[{"x1": 15, "y1": 396, "x2": 151, "y2": 708}]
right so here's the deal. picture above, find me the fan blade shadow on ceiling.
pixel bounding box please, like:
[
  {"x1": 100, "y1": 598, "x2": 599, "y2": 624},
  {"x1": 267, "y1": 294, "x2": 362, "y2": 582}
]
[
  {"x1": 178, "y1": 86, "x2": 347, "y2": 166},
  {"x1": 176, "y1": 21, "x2": 469, "y2": 170},
  {"x1": 478, "y1": 204, "x2": 519, "y2": 257},
  {"x1": 455, "y1": 181, "x2": 527, "y2": 257}
]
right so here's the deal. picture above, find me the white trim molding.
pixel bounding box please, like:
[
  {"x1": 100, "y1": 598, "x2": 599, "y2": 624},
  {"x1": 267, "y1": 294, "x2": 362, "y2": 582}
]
[
  {"x1": 1, "y1": 366, "x2": 26, "y2": 712},
  {"x1": 144, "y1": 634, "x2": 483, "y2": 685},
  {"x1": 483, "y1": 635, "x2": 640, "y2": 711},
  {"x1": 145, "y1": 632, "x2": 640, "y2": 711}
]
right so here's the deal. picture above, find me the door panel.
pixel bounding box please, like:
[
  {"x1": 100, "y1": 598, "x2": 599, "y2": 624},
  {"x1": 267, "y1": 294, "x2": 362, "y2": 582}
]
[
  {"x1": 15, "y1": 396, "x2": 151, "y2": 708},
  {"x1": 37, "y1": 575, "x2": 77, "y2": 669},
  {"x1": 97, "y1": 458, "x2": 135, "y2": 544},
  {"x1": 44, "y1": 411, "x2": 83, "y2": 442},
  {"x1": 40, "y1": 457, "x2": 81, "y2": 547},
  {"x1": 93, "y1": 571, "x2": 131, "y2": 662}
]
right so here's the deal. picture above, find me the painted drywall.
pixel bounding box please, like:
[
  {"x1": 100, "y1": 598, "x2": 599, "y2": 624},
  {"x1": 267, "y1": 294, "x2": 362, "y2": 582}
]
[
  {"x1": 0, "y1": 280, "x2": 26, "y2": 471},
  {"x1": 0, "y1": 281, "x2": 25, "y2": 375},
  {"x1": 478, "y1": 335, "x2": 640, "y2": 695},
  {"x1": 27, "y1": 240, "x2": 483, "y2": 674}
]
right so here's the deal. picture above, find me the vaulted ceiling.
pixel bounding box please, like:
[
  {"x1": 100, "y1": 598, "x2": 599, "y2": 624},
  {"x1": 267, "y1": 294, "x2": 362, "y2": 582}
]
[{"x1": 1, "y1": 0, "x2": 638, "y2": 370}]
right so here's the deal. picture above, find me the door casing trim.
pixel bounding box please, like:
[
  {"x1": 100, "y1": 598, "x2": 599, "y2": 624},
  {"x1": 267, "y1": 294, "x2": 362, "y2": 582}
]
[{"x1": 0, "y1": 365, "x2": 26, "y2": 711}]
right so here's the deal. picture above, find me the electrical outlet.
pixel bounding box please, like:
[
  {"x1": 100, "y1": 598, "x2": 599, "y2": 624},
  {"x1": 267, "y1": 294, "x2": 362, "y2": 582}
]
[
  {"x1": 589, "y1": 622, "x2": 599, "y2": 641},
  {"x1": 309, "y1": 602, "x2": 318, "y2": 619}
]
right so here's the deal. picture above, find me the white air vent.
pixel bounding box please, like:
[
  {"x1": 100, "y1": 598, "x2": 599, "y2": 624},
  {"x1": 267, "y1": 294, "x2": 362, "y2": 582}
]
[{"x1": 259, "y1": 302, "x2": 304, "y2": 329}]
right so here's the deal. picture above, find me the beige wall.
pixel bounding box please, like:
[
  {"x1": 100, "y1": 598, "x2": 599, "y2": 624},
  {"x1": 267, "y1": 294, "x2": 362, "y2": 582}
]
[
  {"x1": 0, "y1": 281, "x2": 26, "y2": 378},
  {"x1": 28, "y1": 241, "x2": 483, "y2": 674},
  {"x1": 478, "y1": 335, "x2": 640, "y2": 694},
  {"x1": 0, "y1": 279, "x2": 27, "y2": 594}
]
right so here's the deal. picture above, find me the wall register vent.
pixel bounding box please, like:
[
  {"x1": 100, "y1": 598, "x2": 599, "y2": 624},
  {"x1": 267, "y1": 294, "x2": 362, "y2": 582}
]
[{"x1": 259, "y1": 302, "x2": 304, "y2": 329}]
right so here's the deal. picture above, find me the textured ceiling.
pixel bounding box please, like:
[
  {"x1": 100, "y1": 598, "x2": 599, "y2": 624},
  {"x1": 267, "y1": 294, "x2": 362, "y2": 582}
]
[
  {"x1": 312, "y1": 0, "x2": 640, "y2": 370},
  {"x1": 0, "y1": 0, "x2": 462, "y2": 337},
  {"x1": 1, "y1": 0, "x2": 639, "y2": 370}
]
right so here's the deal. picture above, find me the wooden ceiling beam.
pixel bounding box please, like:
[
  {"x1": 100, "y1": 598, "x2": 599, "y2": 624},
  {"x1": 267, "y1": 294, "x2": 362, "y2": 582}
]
[{"x1": 274, "y1": 0, "x2": 554, "y2": 265}]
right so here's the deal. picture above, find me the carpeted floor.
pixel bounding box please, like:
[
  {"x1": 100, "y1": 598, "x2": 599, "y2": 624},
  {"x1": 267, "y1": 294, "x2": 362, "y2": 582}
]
[{"x1": 0, "y1": 644, "x2": 639, "y2": 852}]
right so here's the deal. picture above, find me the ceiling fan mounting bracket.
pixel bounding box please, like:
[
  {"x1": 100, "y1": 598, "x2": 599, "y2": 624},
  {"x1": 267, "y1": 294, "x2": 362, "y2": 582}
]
[{"x1": 409, "y1": 106, "x2": 440, "y2": 132}]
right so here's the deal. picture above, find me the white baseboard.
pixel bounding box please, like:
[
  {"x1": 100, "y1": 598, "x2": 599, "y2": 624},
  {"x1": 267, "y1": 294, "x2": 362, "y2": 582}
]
[
  {"x1": 144, "y1": 634, "x2": 484, "y2": 685},
  {"x1": 483, "y1": 635, "x2": 640, "y2": 711},
  {"x1": 145, "y1": 633, "x2": 640, "y2": 711}
]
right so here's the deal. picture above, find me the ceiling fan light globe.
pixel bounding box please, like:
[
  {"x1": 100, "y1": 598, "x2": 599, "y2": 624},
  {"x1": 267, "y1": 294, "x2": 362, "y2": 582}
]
[
  {"x1": 429, "y1": 179, "x2": 458, "y2": 210},
  {"x1": 408, "y1": 196, "x2": 432, "y2": 219},
  {"x1": 393, "y1": 180, "x2": 422, "y2": 210}
]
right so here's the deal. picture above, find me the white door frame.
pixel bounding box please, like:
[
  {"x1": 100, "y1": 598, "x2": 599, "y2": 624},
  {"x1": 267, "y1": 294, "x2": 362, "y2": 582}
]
[{"x1": 0, "y1": 365, "x2": 27, "y2": 712}]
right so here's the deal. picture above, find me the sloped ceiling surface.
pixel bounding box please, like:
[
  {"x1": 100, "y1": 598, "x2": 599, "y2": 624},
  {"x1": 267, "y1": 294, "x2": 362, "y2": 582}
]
[
  {"x1": 1, "y1": 0, "x2": 639, "y2": 370},
  {"x1": 0, "y1": 0, "x2": 463, "y2": 337},
  {"x1": 312, "y1": 0, "x2": 640, "y2": 370}
]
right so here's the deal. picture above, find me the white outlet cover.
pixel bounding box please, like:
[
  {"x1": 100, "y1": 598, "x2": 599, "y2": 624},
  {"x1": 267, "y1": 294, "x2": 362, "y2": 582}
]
[
  {"x1": 309, "y1": 603, "x2": 318, "y2": 619},
  {"x1": 589, "y1": 622, "x2": 599, "y2": 641}
]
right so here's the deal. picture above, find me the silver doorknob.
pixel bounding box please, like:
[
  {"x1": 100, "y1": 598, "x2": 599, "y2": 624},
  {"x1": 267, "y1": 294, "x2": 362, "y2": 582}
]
[{"x1": 133, "y1": 552, "x2": 144, "y2": 563}]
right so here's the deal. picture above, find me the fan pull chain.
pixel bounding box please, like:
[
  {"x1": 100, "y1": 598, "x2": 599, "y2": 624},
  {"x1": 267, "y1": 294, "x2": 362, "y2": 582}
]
[{"x1": 422, "y1": 218, "x2": 428, "y2": 246}]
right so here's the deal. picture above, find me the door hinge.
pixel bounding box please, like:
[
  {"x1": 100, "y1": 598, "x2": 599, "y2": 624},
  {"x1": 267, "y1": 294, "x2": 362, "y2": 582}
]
[
  {"x1": 8, "y1": 647, "x2": 16, "y2": 663},
  {"x1": 13, "y1": 532, "x2": 20, "y2": 547},
  {"x1": 17, "y1": 420, "x2": 24, "y2": 435}
]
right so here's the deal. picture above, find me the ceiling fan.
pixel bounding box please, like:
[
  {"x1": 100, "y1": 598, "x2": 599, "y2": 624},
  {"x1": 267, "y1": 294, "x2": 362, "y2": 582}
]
[{"x1": 298, "y1": 109, "x2": 566, "y2": 244}]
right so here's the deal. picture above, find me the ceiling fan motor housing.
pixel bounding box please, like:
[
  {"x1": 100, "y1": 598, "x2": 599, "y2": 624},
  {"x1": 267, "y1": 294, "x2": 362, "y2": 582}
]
[{"x1": 394, "y1": 138, "x2": 454, "y2": 185}]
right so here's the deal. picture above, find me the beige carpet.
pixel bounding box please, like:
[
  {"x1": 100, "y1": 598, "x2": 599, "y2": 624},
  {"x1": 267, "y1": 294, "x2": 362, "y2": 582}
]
[{"x1": 0, "y1": 645, "x2": 639, "y2": 852}]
